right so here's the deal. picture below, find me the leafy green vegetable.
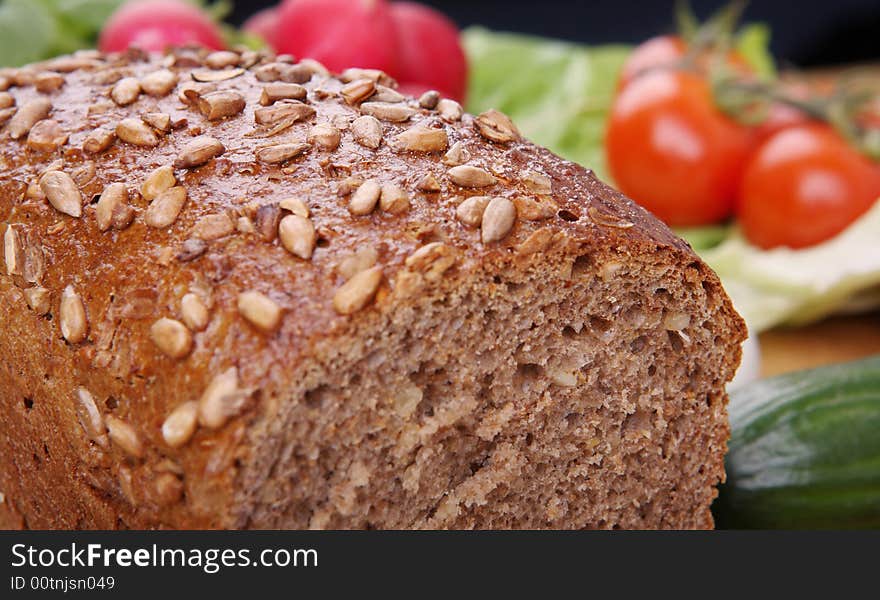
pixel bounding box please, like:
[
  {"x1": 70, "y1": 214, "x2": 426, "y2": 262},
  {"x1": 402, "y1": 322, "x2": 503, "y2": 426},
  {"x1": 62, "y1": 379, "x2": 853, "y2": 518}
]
[
  {"x1": 699, "y1": 201, "x2": 880, "y2": 332},
  {"x1": 465, "y1": 27, "x2": 879, "y2": 333},
  {"x1": 0, "y1": 0, "x2": 60, "y2": 67},
  {"x1": 463, "y1": 27, "x2": 629, "y2": 182}
]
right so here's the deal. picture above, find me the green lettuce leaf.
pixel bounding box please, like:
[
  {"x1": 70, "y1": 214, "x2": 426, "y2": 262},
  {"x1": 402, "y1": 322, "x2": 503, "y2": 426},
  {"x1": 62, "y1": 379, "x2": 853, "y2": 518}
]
[{"x1": 698, "y1": 201, "x2": 880, "y2": 332}]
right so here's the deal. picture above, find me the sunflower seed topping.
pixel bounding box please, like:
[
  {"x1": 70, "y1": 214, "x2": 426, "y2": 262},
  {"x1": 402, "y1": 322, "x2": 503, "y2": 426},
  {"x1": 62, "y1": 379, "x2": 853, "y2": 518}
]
[
  {"x1": 39, "y1": 170, "x2": 82, "y2": 218},
  {"x1": 351, "y1": 115, "x2": 382, "y2": 149},
  {"x1": 448, "y1": 165, "x2": 497, "y2": 188}
]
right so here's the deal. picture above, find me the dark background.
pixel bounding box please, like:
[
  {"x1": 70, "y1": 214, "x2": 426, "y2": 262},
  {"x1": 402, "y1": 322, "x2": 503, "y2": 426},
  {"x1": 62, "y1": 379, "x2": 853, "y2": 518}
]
[{"x1": 229, "y1": 0, "x2": 880, "y2": 68}]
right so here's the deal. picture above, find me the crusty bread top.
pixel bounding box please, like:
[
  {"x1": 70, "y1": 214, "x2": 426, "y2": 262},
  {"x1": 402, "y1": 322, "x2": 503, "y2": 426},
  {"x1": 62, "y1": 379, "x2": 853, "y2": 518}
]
[{"x1": 0, "y1": 47, "x2": 707, "y2": 485}]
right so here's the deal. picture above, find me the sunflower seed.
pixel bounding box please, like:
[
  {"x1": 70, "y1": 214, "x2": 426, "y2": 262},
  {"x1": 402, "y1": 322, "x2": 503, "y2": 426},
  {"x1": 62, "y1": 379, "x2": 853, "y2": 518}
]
[
  {"x1": 178, "y1": 81, "x2": 214, "y2": 105},
  {"x1": 198, "y1": 367, "x2": 247, "y2": 429},
  {"x1": 349, "y1": 179, "x2": 381, "y2": 215},
  {"x1": 360, "y1": 102, "x2": 416, "y2": 122},
  {"x1": 418, "y1": 90, "x2": 440, "y2": 109},
  {"x1": 110, "y1": 77, "x2": 141, "y2": 106},
  {"x1": 26, "y1": 119, "x2": 67, "y2": 152},
  {"x1": 279, "y1": 214, "x2": 316, "y2": 259},
  {"x1": 96, "y1": 183, "x2": 134, "y2": 231},
  {"x1": 4, "y1": 225, "x2": 22, "y2": 276},
  {"x1": 442, "y1": 141, "x2": 468, "y2": 166},
  {"x1": 339, "y1": 68, "x2": 396, "y2": 87},
  {"x1": 307, "y1": 122, "x2": 341, "y2": 150},
  {"x1": 522, "y1": 170, "x2": 553, "y2": 194},
  {"x1": 475, "y1": 109, "x2": 521, "y2": 143},
  {"x1": 405, "y1": 242, "x2": 456, "y2": 281},
  {"x1": 140, "y1": 69, "x2": 178, "y2": 96},
  {"x1": 174, "y1": 136, "x2": 224, "y2": 169},
  {"x1": 142, "y1": 112, "x2": 171, "y2": 133},
  {"x1": 392, "y1": 126, "x2": 448, "y2": 152},
  {"x1": 153, "y1": 472, "x2": 184, "y2": 506},
  {"x1": 254, "y1": 62, "x2": 312, "y2": 83},
  {"x1": 150, "y1": 317, "x2": 193, "y2": 359},
  {"x1": 141, "y1": 165, "x2": 176, "y2": 201},
  {"x1": 380, "y1": 183, "x2": 410, "y2": 214},
  {"x1": 341, "y1": 78, "x2": 376, "y2": 105},
  {"x1": 39, "y1": 170, "x2": 82, "y2": 218},
  {"x1": 372, "y1": 85, "x2": 406, "y2": 103},
  {"x1": 191, "y1": 212, "x2": 234, "y2": 241},
  {"x1": 279, "y1": 197, "x2": 309, "y2": 217},
  {"x1": 260, "y1": 82, "x2": 307, "y2": 105},
  {"x1": 298, "y1": 58, "x2": 329, "y2": 77},
  {"x1": 162, "y1": 401, "x2": 199, "y2": 448},
  {"x1": 455, "y1": 196, "x2": 491, "y2": 227},
  {"x1": 34, "y1": 72, "x2": 65, "y2": 93},
  {"x1": 448, "y1": 165, "x2": 496, "y2": 188},
  {"x1": 481, "y1": 197, "x2": 517, "y2": 243},
  {"x1": 82, "y1": 128, "x2": 116, "y2": 154},
  {"x1": 181, "y1": 293, "x2": 209, "y2": 332},
  {"x1": 255, "y1": 141, "x2": 310, "y2": 164},
  {"x1": 24, "y1": 286, "x2": 51, "y2": 315},
  {"x1": 105, "y1": 415, "x2": 143, "y2": 458},
  {"x1": 116, "y1": 118, "x2": 158, "y2": 147},
  {"x1": 416, "y1": 172, "x2": 441, "y2": 192},
  {"x1": 351, "y1": 115, "x2": 382, "y2": 149},
  {"x1": 514, "y1": 196, "x2": 557, "y2": 221},
  {"x1": 205, "y1": 50, "x2": 241, "y2": 69},
  {"x1": 197, "y1": 90, "x2": 246, "y2": 120},
  {"x1": 333, "y1": 266, "x2": 382, "y2": 315},
  {"x1": 437, "y1": 98, "x2": 462, "y2": 122},
  {"x1": 60, "y1": 285, "x2": 88, "y2": 344},
  {"x1": 255, "y1": 203, "x2": 281, "y2": 242},
  {"x1": 76, "y1": 388, "x2": 108, "y2": 449},
  {"x1": 192, "y1": 67, "x2": 244, "y2": 82},
  {"x1": 337, "y1": 247, "x2": 378, "y2": 280},
  {"x1": 145, "y1": 186, "x2": 186, "y2": 228},
  {"x1": 8, "y1": 98, "x2": 52, "y2": 139},
  {"x1": 237, "y1": 291, "x2": 283, "y2": 332},
  {"x1": 254, "y1": 100, "x2": 316, "y2": 126},
  {"x1": 588, "y1": 206, "x2": 634, "y2": 229}
]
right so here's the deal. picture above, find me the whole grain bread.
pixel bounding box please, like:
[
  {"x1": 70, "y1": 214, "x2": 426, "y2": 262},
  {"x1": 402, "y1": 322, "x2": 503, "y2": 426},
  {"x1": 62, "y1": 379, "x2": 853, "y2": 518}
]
[{"x1": 0, "y1": 47, "x2": 745, "y2": 530}]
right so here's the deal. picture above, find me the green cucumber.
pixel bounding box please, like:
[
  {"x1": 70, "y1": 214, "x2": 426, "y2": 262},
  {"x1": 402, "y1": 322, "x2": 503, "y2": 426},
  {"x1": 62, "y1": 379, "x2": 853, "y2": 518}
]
[{"x1": 713, "y1": 354, "x2": 880, "y2": 529}]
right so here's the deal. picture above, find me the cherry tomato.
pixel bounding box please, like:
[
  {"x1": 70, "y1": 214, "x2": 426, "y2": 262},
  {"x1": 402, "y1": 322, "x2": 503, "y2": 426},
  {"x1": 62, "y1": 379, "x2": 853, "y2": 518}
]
[
  {"x1": 98, "y1": 0, "x2": 225, "y2": 53},
  {"x1": 275, "y1": 0, "x2": 399, "y2": 75},
  {"x1": 737, "y1": 124, "x2": 880, "y2": 249},
  {"x1": 243, "y1": 7, "x2": 279, "y2": 49},
  {"x1": 606, "y1": 69, "x2": 755, "y2": 226},
  {"x1": 617, "y1": 34, "x2": 751, "y2": 91},
  {"x1": 390, "y1": 2, "x2": 467, "y2": 102}
]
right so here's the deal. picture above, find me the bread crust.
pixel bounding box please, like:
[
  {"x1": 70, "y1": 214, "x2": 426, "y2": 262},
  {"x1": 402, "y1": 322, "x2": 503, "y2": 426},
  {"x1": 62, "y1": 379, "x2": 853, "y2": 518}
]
[{"x1": 0, "y1": 48, "x2": 745, "y2": 529}]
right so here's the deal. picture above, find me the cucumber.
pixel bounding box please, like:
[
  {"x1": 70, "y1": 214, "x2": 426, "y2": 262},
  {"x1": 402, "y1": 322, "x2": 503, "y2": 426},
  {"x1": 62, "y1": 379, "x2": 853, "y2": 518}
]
[{"x1": 713, "y1": 354, "x2": 880, "y2": 529}]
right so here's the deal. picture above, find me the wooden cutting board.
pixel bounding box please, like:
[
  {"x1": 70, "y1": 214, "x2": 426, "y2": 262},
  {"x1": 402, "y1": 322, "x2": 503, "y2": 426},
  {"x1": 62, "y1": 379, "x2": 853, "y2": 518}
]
[{"x1": 759, "y1": 313, "x2": 880, "y2": 377}]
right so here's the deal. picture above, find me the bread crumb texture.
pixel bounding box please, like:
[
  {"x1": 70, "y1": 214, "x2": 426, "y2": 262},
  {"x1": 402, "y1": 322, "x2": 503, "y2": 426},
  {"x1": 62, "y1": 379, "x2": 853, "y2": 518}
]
[{"x1": 0, "y1": 47, "x2": 744, "y2": 530}]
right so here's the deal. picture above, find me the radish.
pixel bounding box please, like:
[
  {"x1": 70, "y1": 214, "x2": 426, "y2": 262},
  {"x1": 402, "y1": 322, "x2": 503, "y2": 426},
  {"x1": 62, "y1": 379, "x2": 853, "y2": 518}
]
[
  {"x1": 390, "y1": 2, "x2": 467, "y2": 101},
  {"x1": 99, "y1": 0, "x2": 225, "y2": 53},
  {"x1": 275, "y1": 0, "x2": 399, "y2": 75}
]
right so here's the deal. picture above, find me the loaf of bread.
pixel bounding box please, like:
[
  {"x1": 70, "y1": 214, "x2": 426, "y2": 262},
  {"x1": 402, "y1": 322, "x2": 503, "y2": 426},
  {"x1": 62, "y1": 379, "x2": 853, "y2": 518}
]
[{"x1": 0, "y1": 47, "x2": 745, "y2": 529}]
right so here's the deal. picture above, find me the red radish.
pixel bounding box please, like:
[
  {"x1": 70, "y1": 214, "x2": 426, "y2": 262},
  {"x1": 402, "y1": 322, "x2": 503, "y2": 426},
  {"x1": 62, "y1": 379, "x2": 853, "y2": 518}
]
[
  {"x1": 99, "y1": 0, "x2": 225, "y2": 53},
  {"x1": 243, "y1": 7, "x2": 280, "y2": 49},
  {"x1": 390, "y1": 2, "x2": 467, "y2": 101},
  {"x1": 275, "y1": 0, "x2": 399, "y2": 75}
]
